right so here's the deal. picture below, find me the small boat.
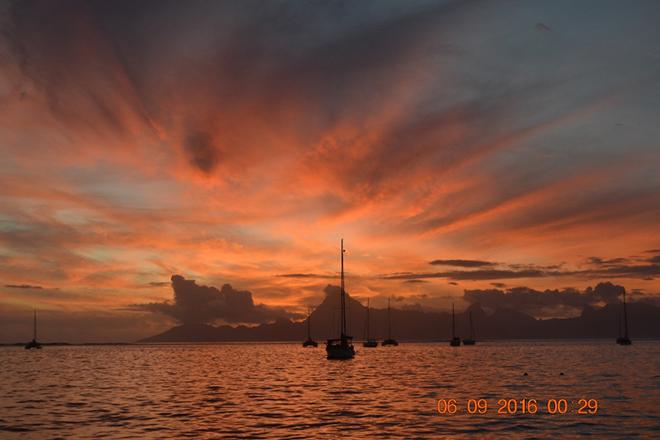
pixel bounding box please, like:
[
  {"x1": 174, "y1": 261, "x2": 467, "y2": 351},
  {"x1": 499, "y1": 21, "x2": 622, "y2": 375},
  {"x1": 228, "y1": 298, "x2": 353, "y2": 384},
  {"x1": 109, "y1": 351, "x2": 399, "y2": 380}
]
[
  {"x1": 449, "y1": 303, "x2": 460, "y2": 347},
  {"x1": 616, "y1": 289, "x2": 632, "y2": 345},
  {"x1": 381, "y1": 297, "x2": 398, "y2": 346},
  {"x1": 462, "y1": 311, "x2": 476, "y2": 345},
  {"x1": 362, "y1": 298, "x2": 378, "y2": 347},
  {"x1": 24, "y1": 309, "x2": 43, "y2": 350},
  {"x1": 302, "y1": 306, "x2": 318, "y2": 347},
  {"x1": 326, "y1": 239, "x2": 355, "y2": 359}
]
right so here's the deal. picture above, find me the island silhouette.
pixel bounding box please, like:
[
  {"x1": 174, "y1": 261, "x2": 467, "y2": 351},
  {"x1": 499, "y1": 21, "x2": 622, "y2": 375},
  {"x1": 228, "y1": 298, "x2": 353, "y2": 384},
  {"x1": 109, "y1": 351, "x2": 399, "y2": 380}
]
[{"x1": 141, "y1": 284, "x2": 660, "y2": 343}]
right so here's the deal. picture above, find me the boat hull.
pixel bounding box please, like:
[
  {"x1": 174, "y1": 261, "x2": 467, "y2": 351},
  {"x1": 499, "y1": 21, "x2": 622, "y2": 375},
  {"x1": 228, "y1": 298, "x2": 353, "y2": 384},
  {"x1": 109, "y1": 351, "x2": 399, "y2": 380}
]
[
  {"x1": 24, "y1": 339, "x2": 42, "y2": 350},
  {"x1": 362, "y1": 340, "x2": 378, "y2": 347},
  {"x1": 462, "y1": 339, "x2": 476, "y2": 345},
  {"x1": 381, "y1": 339, "x2": 398, "y2": 346},
  {"x1": 302, "y1": 339, "x2": 318, "y2": 347},
  {"x1": 326, "y1": 338, "x2": 355, "y2": 359},
  {"x1": 449, "y1": 337, "x2": 461, "y2": 347},
  {"x1": 616, "y1": 337, "x2": 632, "y2": 345}
]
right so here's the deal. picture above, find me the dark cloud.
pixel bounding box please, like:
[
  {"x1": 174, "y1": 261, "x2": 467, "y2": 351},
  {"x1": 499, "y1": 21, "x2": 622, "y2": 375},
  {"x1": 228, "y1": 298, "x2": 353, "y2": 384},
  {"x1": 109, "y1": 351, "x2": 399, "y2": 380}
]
[
  {"x1": 136, "y1": 275, "x2": 298, "y2": 325},
  {"x1": 586, "y1": 257, "x2": 629, "y2": 266},
  {"x1": 463, "y1": 282, "x2": 628, "y2": 317},
  {"x1": 384, "y1": 268, "x2": 548, "y2": 281},
  {"x1": 4, "y1": 284, "x2": 43, "y2": 289},
  {"x1": 404, "y1": 279, "x2": 428, "y2": 284},
  {"x1": 491, "y1": 282, "x2": 506, "y2": 288},
  {"x1": 429, "y1": 259, "x2": 495, "y2": 267},
  {"x1": 184, "y1": 131, "x2": 221, "y2": 175},
  {"x1": 535, "y1": 22, "x2": 551, "y2": 32},
  {"x1": 384, "y1": 255, "x2": 660, "y2": 282}
]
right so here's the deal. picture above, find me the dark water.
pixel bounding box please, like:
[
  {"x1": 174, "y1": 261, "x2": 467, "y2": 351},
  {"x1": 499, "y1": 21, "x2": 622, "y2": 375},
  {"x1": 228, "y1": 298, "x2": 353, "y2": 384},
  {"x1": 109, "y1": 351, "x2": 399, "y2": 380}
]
[{"x1": 1, "y1": 341, "x2": 658, "y2": 438}]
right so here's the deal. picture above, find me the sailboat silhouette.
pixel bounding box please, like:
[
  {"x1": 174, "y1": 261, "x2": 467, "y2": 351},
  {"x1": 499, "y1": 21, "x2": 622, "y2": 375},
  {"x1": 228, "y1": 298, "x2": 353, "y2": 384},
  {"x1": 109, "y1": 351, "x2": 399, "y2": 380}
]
[
  {"x1": 302, "y1": 306, "x2": 318, "y2": 347},
  {"x1": 616, "y1": 289, "x2": 632, "y2": 345},
  {"x1": 325, "y1": 239, "x2": 355, "y2": 359},
  {"x1": 381, "y1": 297, "x2": 398, "y2": 346},
  {"x1": 24, "y1": 309, "x2": 42, "y2": 350},
  {"x1": 449, "y1": 304, "x2": 461, "y2": 346}
]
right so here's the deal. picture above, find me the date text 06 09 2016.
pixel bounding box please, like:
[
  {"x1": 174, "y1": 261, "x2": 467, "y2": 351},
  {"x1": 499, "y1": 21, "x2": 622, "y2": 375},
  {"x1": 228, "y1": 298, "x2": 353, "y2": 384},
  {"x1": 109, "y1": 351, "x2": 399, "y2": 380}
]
[{"x1": 436, "y1": 398, "x2": 598, "y2": 416}]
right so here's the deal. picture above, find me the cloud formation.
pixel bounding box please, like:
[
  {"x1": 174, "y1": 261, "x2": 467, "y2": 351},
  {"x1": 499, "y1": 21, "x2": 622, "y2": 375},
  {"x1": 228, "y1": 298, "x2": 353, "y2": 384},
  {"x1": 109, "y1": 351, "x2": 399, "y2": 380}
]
[
  {"x1": 463, "y1": 282, "x2": 628, "y2": 317},
  {"x1": 136, "y1": 275, "x2": 298, "y2": 325},
  {"x1": 384, "y1": 255, "x2": 660, "y2": 282},
  {"x1": 0, "y1": 1, "x2": 659, "y2": 340}
]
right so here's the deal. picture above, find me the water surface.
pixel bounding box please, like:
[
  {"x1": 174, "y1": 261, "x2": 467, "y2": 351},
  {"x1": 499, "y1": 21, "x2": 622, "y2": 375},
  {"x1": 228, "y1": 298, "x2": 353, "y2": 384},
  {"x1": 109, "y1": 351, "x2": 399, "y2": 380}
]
[{"x1": 1, "y1": 340, "x2": 658, "y2": 438}]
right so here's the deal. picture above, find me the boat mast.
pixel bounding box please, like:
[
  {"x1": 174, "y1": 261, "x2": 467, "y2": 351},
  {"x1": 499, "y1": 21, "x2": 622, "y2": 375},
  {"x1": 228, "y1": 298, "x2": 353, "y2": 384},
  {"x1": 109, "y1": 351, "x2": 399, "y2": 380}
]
[
  {"x1": 451, "y1": 304, "x2": 456, "y2": 339},
  {"x1": 307, "y1": 306, "x2": 312, "y2": 339},
  {"x1": 622, "y1": 290, "x2": 629, "y2": 339},
  {"x1": 33, "y1": 309, "x2": 37, "y2": 340},
  {"x1": 340, "y1": 239, "x2": 346, "y2": 339}
]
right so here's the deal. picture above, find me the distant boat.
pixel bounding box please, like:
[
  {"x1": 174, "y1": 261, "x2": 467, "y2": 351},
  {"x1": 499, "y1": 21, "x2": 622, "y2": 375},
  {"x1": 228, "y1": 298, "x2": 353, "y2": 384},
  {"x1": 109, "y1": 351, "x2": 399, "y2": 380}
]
[
  {"x1": 363, "y1": 298, "x2": 378, "y2": 347},
  {"x1": 462, "y1": 311, "x2": 476, "y2": 345},
  {"x1": 24, "y1": 309, "x2": 42, "y2": 350},
  {"x1": 450, "y1": 304, "x2": 460, "y2": 347},
  {"x1": 381, "y1": 297, "x2": 398, "y2": 346},
  {"x1": 326, "y1": 239, "x2": 355, "y2": 359},
  {"x1": 616, "y1": 289, "x2": 632, "y2": 345},
  {"x1": 302, "y1": 306, "x2": 318, "y2": 347}
]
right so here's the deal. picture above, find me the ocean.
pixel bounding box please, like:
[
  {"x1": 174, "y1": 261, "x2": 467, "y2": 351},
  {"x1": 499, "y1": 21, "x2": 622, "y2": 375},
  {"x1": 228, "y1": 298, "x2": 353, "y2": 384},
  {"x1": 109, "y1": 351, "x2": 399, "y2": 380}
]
[{"x1": 1, "y1": 340, "x2": 658, "y2": 438}]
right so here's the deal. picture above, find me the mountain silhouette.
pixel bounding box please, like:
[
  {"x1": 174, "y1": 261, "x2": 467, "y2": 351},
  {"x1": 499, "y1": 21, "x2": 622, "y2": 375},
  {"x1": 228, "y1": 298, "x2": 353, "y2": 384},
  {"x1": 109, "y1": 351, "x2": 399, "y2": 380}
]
[{"x1": 141, "y1": 285, "x2": 660, "y2": 342}]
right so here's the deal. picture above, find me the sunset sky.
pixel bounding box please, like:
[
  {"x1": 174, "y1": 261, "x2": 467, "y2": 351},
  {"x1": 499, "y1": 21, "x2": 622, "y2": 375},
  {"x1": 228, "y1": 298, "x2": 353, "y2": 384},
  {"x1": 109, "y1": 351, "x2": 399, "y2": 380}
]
[{"x1": 1, "y1": 0, "x2": 659, "y2": 341}]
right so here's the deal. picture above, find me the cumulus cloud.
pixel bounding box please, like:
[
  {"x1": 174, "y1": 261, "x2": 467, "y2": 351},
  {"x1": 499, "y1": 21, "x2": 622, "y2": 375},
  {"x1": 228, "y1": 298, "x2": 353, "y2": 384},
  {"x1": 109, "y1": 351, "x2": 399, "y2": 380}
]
[{"x1": 137, "y1": 275, "x2": 298, "y2": 325}]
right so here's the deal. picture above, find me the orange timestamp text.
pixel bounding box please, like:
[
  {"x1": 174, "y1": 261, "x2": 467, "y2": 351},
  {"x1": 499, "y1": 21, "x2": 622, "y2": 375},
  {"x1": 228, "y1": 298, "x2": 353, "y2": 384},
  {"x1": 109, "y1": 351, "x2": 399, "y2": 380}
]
[{"x1": 436, "y1": 398, "x2": 598, "y2": 415}]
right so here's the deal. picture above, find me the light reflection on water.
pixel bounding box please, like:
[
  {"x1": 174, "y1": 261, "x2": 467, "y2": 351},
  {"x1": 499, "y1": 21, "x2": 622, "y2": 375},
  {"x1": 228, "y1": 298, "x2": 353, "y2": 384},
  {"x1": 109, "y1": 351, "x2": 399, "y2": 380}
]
[{"x1": 1, "y1": 341, "x2": 658, "y2": 438}]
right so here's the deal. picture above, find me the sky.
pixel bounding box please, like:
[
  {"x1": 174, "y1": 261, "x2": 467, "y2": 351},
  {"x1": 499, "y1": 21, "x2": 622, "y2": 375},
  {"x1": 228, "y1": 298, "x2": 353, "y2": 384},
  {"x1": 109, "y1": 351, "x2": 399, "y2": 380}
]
[{"x1": 0, "y1": 0, "x2": 659, "y2": 342}]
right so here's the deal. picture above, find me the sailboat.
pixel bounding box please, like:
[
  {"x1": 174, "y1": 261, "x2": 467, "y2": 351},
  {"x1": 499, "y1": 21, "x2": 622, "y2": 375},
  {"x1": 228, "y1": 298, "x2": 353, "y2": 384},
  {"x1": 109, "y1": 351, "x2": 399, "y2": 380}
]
[
  {"x1": 302, "y1": 306, "x2": 318, "y2": 347},
  {"x1": 462, "y1": 311, "x2": 476, "y2": 345},
  {"x1": 363, "y1": 298, "x2": 378, "y2": 347},
  {"x1": 326, "y1": 239, "x2": 355, "y2": 359},
  {"x1": 616, "y1": 289, "x2": 632, "y2": 345},
  {"x1": 449, "y1": 304, "x2": 461, "y2": 346},
  {"x1": 381, "y1": 297, "x2": 398, "y2": 346},
  {"x1": 24, "y1": 309, "x2": 42, "y2": 350}
]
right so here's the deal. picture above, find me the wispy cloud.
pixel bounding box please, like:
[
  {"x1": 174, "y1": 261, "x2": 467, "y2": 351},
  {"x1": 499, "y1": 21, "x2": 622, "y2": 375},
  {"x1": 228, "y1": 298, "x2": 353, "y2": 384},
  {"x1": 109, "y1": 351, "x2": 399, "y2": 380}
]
[
  {"x1": 4, "y1": 284, "x2": 43, "y2": 289},
  {"x1": 429, "y1": 259, "x2": 496, "y2": 267}
]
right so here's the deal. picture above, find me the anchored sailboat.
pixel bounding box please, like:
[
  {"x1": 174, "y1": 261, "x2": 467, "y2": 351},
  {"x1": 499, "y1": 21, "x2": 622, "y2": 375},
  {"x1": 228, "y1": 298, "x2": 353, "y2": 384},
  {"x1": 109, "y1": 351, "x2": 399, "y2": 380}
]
[
  {"x1": 363, "y1": 298, "x2": 378, "y2": 347},
  {"x1": 381, "y1": 297, "x2": 398, "y2": 346},
  {"x1": 449, "y1": 304, "x2": 461, "y2": 346},
  {"x1": 462, "y1": 311, "x2": 476, "y2": 345},
  {"x1": 24, "y1": 309, "x2": 42, "y2": 350},
  {"x1": 326, "y1": 239, "x2": 355, "y2": 359},
  {"x1": 616, "y1": 289, "x2": 632, "y2": 345},
  {"x1": 302, "y1": 306, "x2": 318, "y2": 347}
]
